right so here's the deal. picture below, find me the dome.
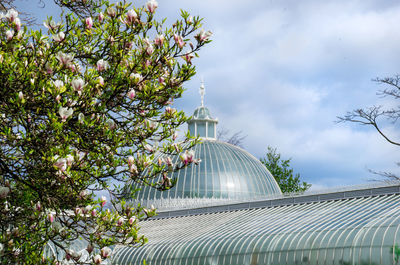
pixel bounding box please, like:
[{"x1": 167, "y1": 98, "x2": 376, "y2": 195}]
[
  {"x1": 193, "y1": 106, "x2": 213, "y2": 120},
  {"x1": 127, "y1": 82, "x2": 281, "y2": 210},
  {"x1": 130, "y1": 140, "x2": 282, "y2": 209}
]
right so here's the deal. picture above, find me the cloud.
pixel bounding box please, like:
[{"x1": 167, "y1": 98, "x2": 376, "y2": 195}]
[{"x1": 18, "y1": 0, "x2": 400, "y2": 187}]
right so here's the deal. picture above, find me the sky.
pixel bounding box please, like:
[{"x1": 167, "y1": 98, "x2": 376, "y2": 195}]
[{"x1": 16, "y1": 0, "x2": 400, "y2": 190}]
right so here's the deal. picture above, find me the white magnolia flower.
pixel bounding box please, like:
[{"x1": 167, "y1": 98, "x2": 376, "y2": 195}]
[
  {"x1": 43, "y1": 20, "x2": 60, "y2": 31},
  {"x1": 53, "y1": 80, "x2": 64, "y2": 90},
  {"x1": 56, "y1": 52, "x2": 74, "y2": 66},
  {"x1": 146, "y1": 0, "x2": 158, "y2": 13},
  {"x1": 100, "y1": 246, "x2": 112, "y2": 258},
  {"x1": 71, "y1": 78, "x2": 85, "y2": 93},
  {"x1": 5, "y1": 30, "x2": 14, "y2": 41},
  {"x1": 130, "y1": 73, "x2": 143, "y2": 82},
  {"x1": 5, "y1": 9, "x2": 18, "y2": 22},
  {"x1": 96, "y1": 59, "x2": 109, "y2": 72},
  {"x1": 58, "y1": 107, "x2": 73, "y2": 122},
  {"x1": 53, "y1": 32, "x2": 65, "y2": 42}
]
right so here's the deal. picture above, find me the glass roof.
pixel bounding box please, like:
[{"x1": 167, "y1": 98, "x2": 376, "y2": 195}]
[
  {"x1": 127, "y1": 140, "x2": 282, "y2": 210},
  {"x1": 192, "y1": 106, "x2": 213, "y2": 120},
  {"x1": 112, "y1": 193, "x2": 400, "y2": 265}
]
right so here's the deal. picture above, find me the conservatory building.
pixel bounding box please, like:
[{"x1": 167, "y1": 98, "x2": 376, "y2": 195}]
[{"x1": 105, "y1": 84, "x2": 400, "y2": 265}]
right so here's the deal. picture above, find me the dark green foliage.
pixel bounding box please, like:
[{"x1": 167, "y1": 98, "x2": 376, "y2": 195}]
[{"x1": 260, "y1": 146, "x2": 311, "y2": 194}]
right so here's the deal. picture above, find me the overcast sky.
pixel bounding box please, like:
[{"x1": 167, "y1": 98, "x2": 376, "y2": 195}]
[{"x1": 18, "y1": 0, "x2": 400, "y2": 190}]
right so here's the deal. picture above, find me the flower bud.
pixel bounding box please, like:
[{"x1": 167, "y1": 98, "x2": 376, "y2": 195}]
[
  {"x1": 6, "y1": 30, "x2": 14, "y2": 41},
  {"x1": 106, "y1": 7, "x2": 116, "y2": 17},
  {"x1": 48, "y1": 213, "x2": 54, "y2": 223},
  {"x1": 100, "y1": 246, "x2": 112, "y2": 258},
  {"x1": 85, "y1": 17, "x2": 93, "y2": 29},
  {"x1": 146, "y1": 0, "x2": 158, "y2": 13},
  {"x1": 18, "y1": 91, "x2": 24, "y2": 100},
  {"x1": 117, "y1": 217, "x2": 124, "y2": 226},
  {"x1": 129, "y1": 216, "x2": 136, "y2": 225},
  {"x1": 98, "y1": 12, "x2": 104, "y2": 23},
  {"x1": 100, "y1": 196, "x2": 107, "y2": 207},
  {"x1": 93, "y1": 254, "x2": 102, "y2": 264},
  {"x1": 127, "y1": 89, "x2": 136, "y2": 100}
]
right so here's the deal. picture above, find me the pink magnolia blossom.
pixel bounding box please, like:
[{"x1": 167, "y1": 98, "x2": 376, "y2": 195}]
[
  {"x1": 130, "y1": 73, "x2": 143, "y2": 82},
  {"x1": 53, "y1": 32, "x2": 65, "y2": 42},
  {"x1": 98, "y1": 76, "x2": 105, "y2": 86},
  {"x1": 128, "y1": 156, "x2": 135, "y2": 167},
  {"x1": 54, "y1": 157, "x2": 67, "y2": 172},
  {"x1": 146, "y1": 43, "x2": 154, "y2": 55},
  {"x1": 172, "y1": 131, "x2": 178, "y2": 140},
  {"x1": 6, "y1": 30, "x2": 14, "y2": 41},
  {"x1": 93, "y1": 254, "x2": 102, "y2": 265},
  {"x1": 96, "y1": 59, "x2": 109, "y2": 72},
  {"x1": 74, "y1": 207, "x2": 82, "y2": 216},
  {"x1": 14, "y1": 18, "x2": 21, "y2": 32},
  {"x1": 71, "y1": 78, "x2": 85, "y2": 94},
  {"x1": 85, "y1": 17, "x2": 93, "y2": 29},
  {"x1": 48, "y1": 213, "x2": 54, "y2": 223},
  {"x1": 180, "y1": 150, "x2": 195, "y2": 165},
  {"x1": 158, "y1": 75, "x2": 165, "y2": 85},
  {"x1": 117, "y1": 217, "x2": 124, "y2": 226},
  {"x1": 182, "y1": 52, "x2": 194, "y2": 64},
  {"x1": 100, "y1": 196, "x2": 107, "y2": 207},
  {"x1": 55, "y1": 94, "x2": 61, "y2": 103},
  {"x1": 146, "y1": 0, "x2": 158, "y2": 13},
  {"x1": 101, "y1": 246, "x2": 112, "y2": 258},
  {"x1": 154, "y1": 34, "x2": 164, "y2": 47},
  {"x1": 91, "y1": 209, "x2": 97, "y2": 217},
  {"x1": 165, "y1": 106, "x2": 176, "y2": 115},
  {"x1": 35, "y1": 201, "x2": 41, "y2": 212},
  {"x1": 127, "y1": 89, "x2": 136, "y2": 100},
  {"x1": 129, "y1": 216, "x2": 136, "y2": 225},
  {"x1": 18, "y1": 91, "x2": 24, "y2": 100},
  {"x1": 79, "y1": 190, "x2": 89, "y2": 199},
  {"x1": 98, "y1": 12, "x2": 104, "y2": 23},
  {"x1": 165, "y1": 156, "x2": 173, "y2": 167},
  {"x1": 196, "y1": 29, "x2": 212, "y2": 42},
  {"x1": 58, "y1": 107, "x2": 73, "y2": 122},
  {"x1": 173, "y1": 34, "x2": 185, "y2": 48},
  {"x1": 66, "y1": 155, "x2": 74, "y2": 167},
  {"x1": 128, "y1": 156, "x2": 138, "y2": 174},
  {"x1": 53, "y1": 80, "x2": 64, "y2": 90},
  {"x1": 106, "y1": 7, "x2": 116, "y2": 17},
  {"x1": 56, "y1": 52, "x2": 74, "y2": 66},
  {"x1": 187, "y1": 16, "x2": 193, "y2": 24},
  {"x1": 6, "y1": 9, "x2": 18, "y2": 22},
  {"x1": 125, "y1": 9, "x2": 137, "y2": 25},
  {"x1": 43, "y1": 20, "x2": 60, "y2": 31}
]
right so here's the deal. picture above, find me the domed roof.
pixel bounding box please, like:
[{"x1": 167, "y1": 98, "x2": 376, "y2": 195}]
[
  {"x1": 128, "y1": 82, "x2": 282, "y2": 210},
  {"x1": 193, "y1": 106, "x2": 213, "y2": 120},
  {"x1": 130, "y1": 140, "x2": 282, "y2": 209}
]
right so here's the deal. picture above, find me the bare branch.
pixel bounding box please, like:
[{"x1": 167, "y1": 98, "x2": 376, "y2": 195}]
[{"x1": 217, "y1": 127, "x2": 247, "y2": 148}]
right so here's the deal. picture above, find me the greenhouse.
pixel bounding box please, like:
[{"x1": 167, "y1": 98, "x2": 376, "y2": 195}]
[
  {"x1": 113, "y1": 184, "x2": 400, "y2": 265},
  {"x1": 110, "y1": 84, "x2": 400, "y2": 265}
]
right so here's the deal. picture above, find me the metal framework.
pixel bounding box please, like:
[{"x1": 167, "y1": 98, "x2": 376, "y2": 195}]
[{"x1": 112, "y1": 184, "x2": 400, "y2": 265}]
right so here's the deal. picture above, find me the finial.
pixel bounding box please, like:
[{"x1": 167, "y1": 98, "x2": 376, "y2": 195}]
[{"x1": 199, "y1": 78, "x2": 205, "y2": 107}]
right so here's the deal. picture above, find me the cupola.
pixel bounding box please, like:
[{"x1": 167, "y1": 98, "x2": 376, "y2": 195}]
[{"x1": 187, "y1": 82, "x2": 218, "y2": 139}]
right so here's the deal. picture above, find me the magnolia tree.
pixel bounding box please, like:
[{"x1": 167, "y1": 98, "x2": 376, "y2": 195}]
[{"x1": 0, "y1": 1, "x2": 210, "y2": 264}]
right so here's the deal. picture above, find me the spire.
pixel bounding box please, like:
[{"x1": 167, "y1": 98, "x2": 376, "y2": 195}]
[
  {"x1": 187, "y1": 81, "x2": 218, "y2": 140},
  {"x1": 199, "y1": 78, "x2": 205, "y2": 107}
]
